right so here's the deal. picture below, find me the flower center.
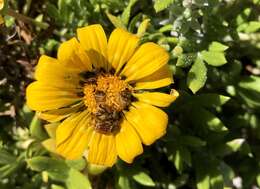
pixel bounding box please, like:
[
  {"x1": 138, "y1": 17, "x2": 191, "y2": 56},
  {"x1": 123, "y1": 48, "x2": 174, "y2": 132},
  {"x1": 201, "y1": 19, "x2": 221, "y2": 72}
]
[{"x1": 82, "y1": 70, "x2": 132, "y2": 134}]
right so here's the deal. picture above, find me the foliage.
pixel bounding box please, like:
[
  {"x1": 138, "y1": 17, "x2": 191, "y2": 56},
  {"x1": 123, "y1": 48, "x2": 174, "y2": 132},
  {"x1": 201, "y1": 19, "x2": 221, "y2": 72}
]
[{"x1": 0, "y1": 0, "x2": 260, "y2": 188}]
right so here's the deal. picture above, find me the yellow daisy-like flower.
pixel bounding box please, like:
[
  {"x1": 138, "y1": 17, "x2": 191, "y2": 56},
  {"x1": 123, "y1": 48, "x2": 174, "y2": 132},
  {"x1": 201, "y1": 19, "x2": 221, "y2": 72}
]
[{"x1": 26, "y1": 24, "x2": 179, "y2": 167}]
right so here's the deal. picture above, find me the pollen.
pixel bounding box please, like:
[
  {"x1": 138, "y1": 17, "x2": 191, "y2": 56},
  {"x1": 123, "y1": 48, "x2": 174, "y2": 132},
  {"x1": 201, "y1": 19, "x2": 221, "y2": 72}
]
[{"x1": 82, "y1": 71, "x2": 133, "y2": 134}]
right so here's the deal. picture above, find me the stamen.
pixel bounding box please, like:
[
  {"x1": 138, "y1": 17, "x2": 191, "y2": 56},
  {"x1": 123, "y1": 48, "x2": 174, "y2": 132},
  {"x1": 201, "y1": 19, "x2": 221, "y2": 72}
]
[{"x1": 83, "y1": 71, "x2": 132, "y2": 134}]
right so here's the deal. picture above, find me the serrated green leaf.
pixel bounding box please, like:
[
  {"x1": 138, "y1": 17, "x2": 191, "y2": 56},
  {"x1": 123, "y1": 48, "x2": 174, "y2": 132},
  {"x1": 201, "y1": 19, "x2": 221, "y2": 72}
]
[
  {"x1": 209, "y1": 42, "x2": 229, "y2": 52},
  {"x1": 132, "y1": 172, "x2": 155, "y2": 187},
  {"x1": 187, "y1": 57, "x2": 207, "y2": 94},
  {"x1": 201, "y1": 51, "x2": 227, "y2": 66},
  {"x1": 154, "y1": 0, "x2": 175, "y2": 12}
]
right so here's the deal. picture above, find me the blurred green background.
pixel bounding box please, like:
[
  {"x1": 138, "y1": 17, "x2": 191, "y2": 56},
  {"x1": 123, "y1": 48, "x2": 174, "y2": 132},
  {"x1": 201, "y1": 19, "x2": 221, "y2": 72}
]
[{"x1": 0, "y1": 0, "x2": 260, "y2": 188}]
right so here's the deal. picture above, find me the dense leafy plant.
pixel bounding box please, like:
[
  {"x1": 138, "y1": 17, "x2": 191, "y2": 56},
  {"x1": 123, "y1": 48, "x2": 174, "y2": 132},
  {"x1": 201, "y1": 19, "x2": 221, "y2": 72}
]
[{"x1": 0, "y1": 0, "x2": 260, "y2": 188}]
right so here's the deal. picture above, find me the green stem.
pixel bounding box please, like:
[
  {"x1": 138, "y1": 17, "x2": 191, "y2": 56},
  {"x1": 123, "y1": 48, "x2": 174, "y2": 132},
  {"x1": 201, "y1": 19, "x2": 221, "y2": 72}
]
[{"x1": 6, "y1": 8, "x2": 49, "y2": 29}]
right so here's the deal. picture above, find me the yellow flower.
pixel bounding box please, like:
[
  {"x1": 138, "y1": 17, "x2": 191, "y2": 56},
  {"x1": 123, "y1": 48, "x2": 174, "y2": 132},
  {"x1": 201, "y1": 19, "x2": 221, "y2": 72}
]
[{"x1": 26, "y1": 24, "x2": 179, "y2": 167}]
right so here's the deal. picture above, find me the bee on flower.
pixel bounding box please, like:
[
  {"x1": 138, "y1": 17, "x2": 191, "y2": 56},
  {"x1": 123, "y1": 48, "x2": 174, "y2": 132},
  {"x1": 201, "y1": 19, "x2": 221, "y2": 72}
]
[{"x1": 26, "y1": 24, "x2": 179, "y2": 167}]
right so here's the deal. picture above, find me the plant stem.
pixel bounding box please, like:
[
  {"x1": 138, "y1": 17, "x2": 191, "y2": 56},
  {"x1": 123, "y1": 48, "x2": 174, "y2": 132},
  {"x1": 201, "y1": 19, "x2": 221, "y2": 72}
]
[{"x1": 6, "y1": 8, "x2": 49, "y2": 29}]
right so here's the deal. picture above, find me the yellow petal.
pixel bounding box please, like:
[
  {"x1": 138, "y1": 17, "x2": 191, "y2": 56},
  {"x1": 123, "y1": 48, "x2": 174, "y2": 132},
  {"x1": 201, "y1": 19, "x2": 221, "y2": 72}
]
[
  {"x1": 133, "y1": 90, "x2": 179, "y2": 107},
  {"x1": 35, "y1": 55, "x2": 81, "y2": 89},
  {"x1": 26, "y1": 81, "x2": 81, "y2": 111},
  {"x1": 107, "y1": 28, "x2": 139, "y2": 73},
  {"x1": 44, "y1": 123, "x2": 59, "y2": 138},
  {"x1": 56, "y1": 111, "x2": 92, "y2": 160},
  {"x1": 125, "y1": 102, "x2": 168, "y2": 145},
  {"x1": 42, "y1": 139, "x2": 56, "y2": 153},
  {"x1": 37, "y1": 103, "x2": 83, "y2": 122},
  {"x1": 134, "y1": 64, "x2": 173, "y2": 90},
  {"x1": 58, "y1": 37, "x2": 92, "y2": 71},
  {"x1": 77, "y1": 24, "x2": 108, "y2": 69},
  {"x1": 87, "y1": 132, "x2": 117, "y2": 167},
  {"x1": 116, "y1": 119, "x2": 143, "y2": 163},
  {"x1": 56, "y1": 111, "x2": 88, "y2": 146},
  {"x1": 121, "y1": 42, "x2": 169, "y2": 82}
]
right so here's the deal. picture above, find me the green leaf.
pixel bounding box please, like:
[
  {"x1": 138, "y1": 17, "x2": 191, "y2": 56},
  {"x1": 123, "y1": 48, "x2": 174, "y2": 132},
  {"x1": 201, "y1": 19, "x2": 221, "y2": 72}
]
[
  {"x1": 0, "y1": 149, "x2": 16, "y2": 165},
  {"x1": 132, "y1": 172, "x2": 155, "y2": 187},
  {"x1": 28, "y1": 157, "x2": 69, "y2": 181},
  {"x1": 187, "y1": 57, "x2": 207, "y2": 94},
  {"x1": 176, "y1": 53, "x2": 197, "y2": 68},
  {"x1": 117, "y1": 176, "x2": 131, "y2": 189},
  {"x1": 201, "y1": 51, "x2": 227, "y2": 66},
  {"x1": 154, "y1": 0, "x2": 175, "y2": 12},
  {"x1": 46, "y1": 3, "x2": 60, "y2": 21},
  {"x1": 193, "y1": 94, "x2": 230, "y2": 108},
  {"x1": 257, "y1": 174, "x2": 260, "y2": 187},
  {"x1": 209, "y1": 42, "x2": 229, "y2": 52},
  {"x1": 239, "y1": 76, "x2": 260, "y2": 93},
  {"x1": 196, "y1": 167, "x2": 210, "y2": 189},
  {"x1": 238, "y1": 76, "x2": 260, "y2": 108},
  {"x1": 172, "y1": 149, "x2": 183, "y2": 172},
  {"x1": 106, "y1": 12, "x2": 126, "y2": 30},
  {"x1": 137, "y1": 19, "x2": 150, "y2": 37},
  {"x1": 219, "y1": 162, "x2": 235, "y2": 187},
  {"x1": 0, "y1": 162, "x2": 21, "y2": 179},
  {"x1": 65, "y1": 159, "x2": 86, "y2": 171},
  {"x1": 192, "y1": 108, "x2": 228, "y2": 132},
  {"x1": 226, "y1": 139, "x2": 245, "y2": 152},
  {"x1": 65, "y1": 169, "x2": 91, "y2": 189},
  {"x1": 213, "y1": 139, "x2": 252, "y2": 157},
  {"x1": 28, "y1": 157, "x2": 91, "y2": 189},
  {"x1": 51, "y1": 184, "x2": 65, "y2": 189},
  {"x1": 210, "y1": 168, "x2": 224, "y2": 189},
  {"x1": 179, "y1": 147, "x2": 191, "y2": 167},
  {"x1": 29, "y1": 114, "x2": 47, "y2": 140},
  {"x1": 180, "y1": 136, "x2": 206, "y2": 147},
  {"x1": 121, "y1": 0, "x2": 138, "y2": 25}
]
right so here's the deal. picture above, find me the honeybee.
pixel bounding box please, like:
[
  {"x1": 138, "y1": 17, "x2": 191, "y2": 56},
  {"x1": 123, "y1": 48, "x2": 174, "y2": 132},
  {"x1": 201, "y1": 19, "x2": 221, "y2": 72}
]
[
  {"x1": 94, "y1": 90, "x2": 106, "y2": 102},
  {"x1": 93, "y1": 104, "x2": 121, "y2": 134}
]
